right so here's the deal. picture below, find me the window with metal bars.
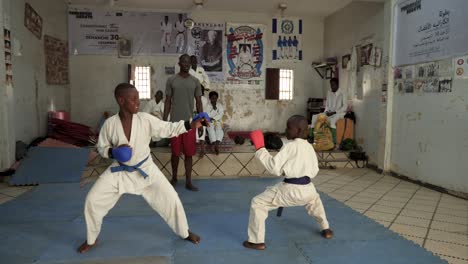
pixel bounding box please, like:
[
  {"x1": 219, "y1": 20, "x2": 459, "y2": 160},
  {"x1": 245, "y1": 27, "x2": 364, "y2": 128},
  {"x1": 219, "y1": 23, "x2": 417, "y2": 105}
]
[
  {"x1": 133, "y1": 66, "x2": 151, "y2": 99},
  {"x1": 279, "y1": 69, "x2": 294, "y2": 100}
]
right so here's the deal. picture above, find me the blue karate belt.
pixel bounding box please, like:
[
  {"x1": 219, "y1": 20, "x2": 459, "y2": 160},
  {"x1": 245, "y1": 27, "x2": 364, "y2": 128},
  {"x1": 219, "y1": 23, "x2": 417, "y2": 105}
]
[
  {"x1": 277, "y1": 176, "x2": 311, "y2": 217},
  {"x1": 110, "y1": 156, "x2": 150, "y2": 178},
  {"x1": 283, "y1": 176, "x2": 311, "y2": 185}
]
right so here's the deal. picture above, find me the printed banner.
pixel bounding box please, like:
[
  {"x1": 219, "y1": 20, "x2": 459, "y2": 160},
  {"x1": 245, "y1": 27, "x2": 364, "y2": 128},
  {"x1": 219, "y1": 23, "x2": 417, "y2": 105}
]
[
  {"x1": 187, "y1": 22, "x2": 225, "y2": 82},
  {"x1": 272, "y1": 18, "x2": 302, "y2": 61},
  {"x1": 225, "y1": 23, "x2": 265, "y2": 83},
  {"x1": 68, "y1": 8, "x2": 188, "y2": 55},
  {"x1": 393, "y1": 0, "x2": 468, "y2": 66}
]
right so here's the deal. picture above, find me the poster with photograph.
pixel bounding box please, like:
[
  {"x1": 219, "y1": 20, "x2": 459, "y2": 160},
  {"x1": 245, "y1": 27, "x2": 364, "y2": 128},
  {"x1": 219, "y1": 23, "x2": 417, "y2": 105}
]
[
  {"x1": 187, "y1": 22, "x2": 225, "y2": 82},
  {"x1": 24, "y1": 3, "x2": 42, "y2": 39},
  {"x1": 118, "y1": 37, "x2": 132, "y2": 58},
  {"x1": 395, "y1": 80, "x2": 404, "y2": 94},
  {"x1": 225, "y1": 23, "x2": 266, "y2": 83},
  {"x1": 272, "y1": 17, "x2": 302, "y2": 61},
  {"x1": 438, "y1": 77, "x2": 452, "y2": 92},
  {"x1": 422, "y1": 78, "x2": 439, "y2": 93},
  {"x1": 404, "y1": 65, "x2": 414, "y2": 79},
  {"x1": 360, "y1": 44, "x2": 373, "y2": 66},
  {"x1": 404, "y1": 79, "x2": 414, "y2": 93},
  {"x1": 68, "y1": 8, "x2": 188, "y2": 55}
]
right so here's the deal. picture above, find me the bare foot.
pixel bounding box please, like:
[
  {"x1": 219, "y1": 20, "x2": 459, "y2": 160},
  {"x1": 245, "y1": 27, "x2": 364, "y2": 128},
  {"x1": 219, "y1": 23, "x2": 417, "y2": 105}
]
[
  {"x1": 77, "y1": 240, "x2": 97, "y2": 253},
  {"x1": 321, "y1": 229, "x2": 333, "y2": 239},
  {"x1": 185, "y1": 231, "x2": 201, "y2": 244},
  {"x1": 199, "y1": 151, "x2": 205, "y2": 158},
  {"x1": 170, "y1": 178, "x2": 178, "y2": 186},
  {"x1": 185, "y1": 183, "x2": 199, "y2": 192},
  {"x1": 243, "y1": 241, "x2": 266, "y2": 250}
]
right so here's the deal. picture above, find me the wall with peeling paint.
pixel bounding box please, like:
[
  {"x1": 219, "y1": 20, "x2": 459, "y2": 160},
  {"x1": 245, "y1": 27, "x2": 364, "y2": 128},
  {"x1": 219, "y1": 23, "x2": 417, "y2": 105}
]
[
  {"x1": 323, "y1": 2, "x2": 386, "y2": 165},
  {"x1": 7, "y1": 0, "x2": 69, "y2": 144},
  {"x1": 70, "y1": 10, "x2": 324, "y2": 132},
  {"x1": 390, "y1": 78, "x2": 468, "y2": 192}
]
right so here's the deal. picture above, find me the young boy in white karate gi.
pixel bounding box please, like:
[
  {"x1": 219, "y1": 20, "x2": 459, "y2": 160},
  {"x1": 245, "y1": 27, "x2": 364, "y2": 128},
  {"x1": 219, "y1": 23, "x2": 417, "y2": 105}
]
[
  {"x1": 244, "y1": 115, "x2": 333, "y2": 250},
  {"x1": 78, "y1": 83, "x2": 209, "y2": 253}
]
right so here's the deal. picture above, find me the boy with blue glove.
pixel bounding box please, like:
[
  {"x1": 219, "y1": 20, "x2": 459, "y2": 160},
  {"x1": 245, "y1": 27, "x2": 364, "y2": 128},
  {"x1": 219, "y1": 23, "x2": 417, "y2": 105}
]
[
  {"x1": 78, "y1": 83, "x2": 209, "y2": 253},
  {"x1": 243, "y1": 115, "x2": 333, "y2": 250}
]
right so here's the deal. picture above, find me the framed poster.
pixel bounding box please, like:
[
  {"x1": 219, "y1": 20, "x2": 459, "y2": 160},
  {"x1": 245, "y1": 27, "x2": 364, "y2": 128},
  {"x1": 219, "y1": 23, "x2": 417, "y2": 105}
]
[{"x1": 24, "y1": 3, "x2": 42, "y2": 39}]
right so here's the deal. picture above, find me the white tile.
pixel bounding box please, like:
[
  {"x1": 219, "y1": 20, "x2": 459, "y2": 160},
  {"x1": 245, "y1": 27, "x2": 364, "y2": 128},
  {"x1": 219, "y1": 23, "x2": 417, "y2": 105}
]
[
  {"x1": 394, "y1": 215, "x2": 431, "y2": 228},
  {"x1": 401, "y1": 234, "x2": 424, "y2": 246},
  {"x1": 433, "y1": 213, "x2": 468, "y2": 225},
  {"x1": 427, "y1": 229, "x2": 468, "y2": 246},
  {"x1": 425, "y1": 240, "x2": 468, "y2": 260},
  {"x1": 389, "y1": 223, "x2": 428, "y2": 238},
  {"x1": 430, "y1": 220, "x2": 468, "y2": 234},
  {"x1": 365, "y1": 211, "x2": 396, "y2": 222},
  {"x1": 436, "y1": 207, "x2": 468, "y2": 218},
  {"x1": 344, "y1": 201, "x2": 373, "y2": 211},
  {"x1": 376, "y1": 200, "x2": 407, "y2": 209},
  {"x1": 400, "y1": 208, "x2": 434, "y2": 219},
  {"x1": 374, "y1": 219, "x2": 392, "y2": 228},
  {"x1": 437, "y1": 254, "x2": 468, "y2": 264},
  {"x1": 404, "y1": 203, "x2": 437, "y2": 213},
  {"x1": 369, "y1": 204, "x2": 402, "y2": 214}
]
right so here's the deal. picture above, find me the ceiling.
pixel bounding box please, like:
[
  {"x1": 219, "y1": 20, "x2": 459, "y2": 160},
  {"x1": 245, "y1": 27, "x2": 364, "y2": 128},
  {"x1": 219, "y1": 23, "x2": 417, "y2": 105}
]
[{"x1": 66, "y1": 0, "x2": 384, "y2": 18}]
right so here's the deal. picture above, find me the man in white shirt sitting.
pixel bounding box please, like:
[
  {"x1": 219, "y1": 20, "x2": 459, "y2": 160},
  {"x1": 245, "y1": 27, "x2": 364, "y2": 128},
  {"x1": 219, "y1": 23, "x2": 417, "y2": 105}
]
[
  {"x1": 143, "y1": 90, "x2": 165, "y2": 119},
  {"x1": 311, "y1": 78, "x2": 347, "y2": 129},
  {"x1": 143, "y1": 91, "x2": 169, "y2": 147}
]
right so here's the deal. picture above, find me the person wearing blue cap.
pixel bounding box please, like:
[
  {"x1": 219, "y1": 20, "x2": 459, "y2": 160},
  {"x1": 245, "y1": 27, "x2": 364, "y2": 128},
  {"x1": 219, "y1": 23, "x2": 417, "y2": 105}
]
[{"x1": 78, "y1": 83, "x2": 209, "y2": 254}]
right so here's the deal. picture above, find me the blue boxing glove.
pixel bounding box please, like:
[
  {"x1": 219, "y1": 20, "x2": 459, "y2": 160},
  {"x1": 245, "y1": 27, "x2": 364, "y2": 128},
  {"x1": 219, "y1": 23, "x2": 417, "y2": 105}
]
[
  {"x1": 193, "y1": 112, "x2": 210, "y2": 123},
  {"x1": 111, "y1": 146, "x2": 132, "y2": 163}
]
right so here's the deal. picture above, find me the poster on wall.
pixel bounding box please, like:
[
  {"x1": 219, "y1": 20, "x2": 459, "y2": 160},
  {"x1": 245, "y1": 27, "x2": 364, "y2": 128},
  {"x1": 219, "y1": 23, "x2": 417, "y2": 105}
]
[
  {"x1": 225, "y1": 23, "x2": 265, "y2": 84},
  {"x1": 187, "y1": 22, "x2": 225, "y2": 82},
  {"x1": 454, "y1": 55, "x2": 468, "y2": 79},
  {"x1": 271, "y1": 18, "x2": 302, "y2": 61},
  {"x1": 24, "y1": 3, "x2": 42, "y2": 39},
  {"x1": 68, "y1": 8, "x2": 188, "y2": 55},
  {"x1": 393, "y1": 0, "x2": 468, "y2": 66},
  {"x1": 44, "y1": 35, "x2": 69, "y2": 85}
]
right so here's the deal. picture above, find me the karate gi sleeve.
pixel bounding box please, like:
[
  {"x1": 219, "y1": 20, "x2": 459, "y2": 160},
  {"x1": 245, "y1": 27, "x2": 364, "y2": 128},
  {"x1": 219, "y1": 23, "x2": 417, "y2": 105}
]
[
  {"x1": 148, "y1": 114, "x2": 189, "y2": 138},
  {"x1": 255, "y1": 144, "x2": 292, "y2": 176}
]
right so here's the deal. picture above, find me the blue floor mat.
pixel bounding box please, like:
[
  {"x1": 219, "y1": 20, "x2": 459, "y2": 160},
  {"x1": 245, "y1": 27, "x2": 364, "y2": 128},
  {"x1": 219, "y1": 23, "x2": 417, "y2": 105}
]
[
  {"x1": 10, "y1": 147, "x2": 89, "y2": 185},
  {"x1": 0, "y1": 178, "x2": 447, "y2": 264}
]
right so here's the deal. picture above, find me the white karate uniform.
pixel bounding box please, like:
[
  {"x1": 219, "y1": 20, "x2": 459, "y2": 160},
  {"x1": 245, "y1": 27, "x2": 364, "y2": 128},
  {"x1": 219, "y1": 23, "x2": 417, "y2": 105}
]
[
  {"x1": 311, "y1": 89, "x2": 347, "y2": 129},
  {"x1": 205, "y1": 102, "x2": 224, "y2": 142},
  {"x1": 160, "y1": 21, "x2": 172, "y2": 49},
  {"x1": 175, "y1": 65, "x2": 211, "y2": 90},
  {"x1": 142, "y1": 100, "x2": 164, "y2": 119},
  {"x1": 84, "y1": 113, "x2": 191, "y2": 244},
  {"x1": 175, "y1": 20, "x2": 185, "y2": 52},
  {"x1": 247, "y1": 138, "x2": 330, "y2": 243}
]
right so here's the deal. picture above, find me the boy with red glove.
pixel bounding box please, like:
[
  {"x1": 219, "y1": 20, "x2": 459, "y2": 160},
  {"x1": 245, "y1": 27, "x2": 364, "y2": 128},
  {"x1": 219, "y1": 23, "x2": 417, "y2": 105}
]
[{"x1": 243, "y1": 115, "x2": 333, "y2": 250}]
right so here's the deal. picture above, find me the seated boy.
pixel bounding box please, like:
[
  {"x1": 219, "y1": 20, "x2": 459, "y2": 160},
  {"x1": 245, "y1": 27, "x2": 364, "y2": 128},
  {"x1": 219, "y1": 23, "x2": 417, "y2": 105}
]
[
  {"x1": 243, "y1": 115, "x2": 333, "y2": 250},
  {"x1": 205, "y1": 91, "x2": 224, "y2": 155},
  {"x1": 77, "y1": 83, "x2": 209, "y2": 253}
]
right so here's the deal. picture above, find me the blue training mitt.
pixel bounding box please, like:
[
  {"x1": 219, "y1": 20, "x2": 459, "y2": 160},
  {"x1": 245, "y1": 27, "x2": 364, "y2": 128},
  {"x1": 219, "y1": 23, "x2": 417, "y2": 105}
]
[
  {"x1": 112, "y1": 146, "x2": 132, "y2": 163},
  {"x1": 193, "y1": 112, "x2": 210, "y2": 122}
]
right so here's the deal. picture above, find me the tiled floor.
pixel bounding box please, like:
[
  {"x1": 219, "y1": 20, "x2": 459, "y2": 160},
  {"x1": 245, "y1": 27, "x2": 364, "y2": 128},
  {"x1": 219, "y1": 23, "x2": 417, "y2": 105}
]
[{"x1": 1, "y1": 168, "x2": 467, "y2": 264}]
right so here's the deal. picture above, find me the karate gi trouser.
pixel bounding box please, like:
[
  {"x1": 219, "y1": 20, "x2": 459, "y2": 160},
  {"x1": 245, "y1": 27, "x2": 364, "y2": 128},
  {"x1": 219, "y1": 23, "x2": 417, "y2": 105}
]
[
  {"x1": 84, "y1": 175, "x2": 189, "y2": 244},
  {"x1": 311, "y1": 112, "x2": 346, "y2": 129},
  {"x1": 247, "y1": 182, "x2": 330, "y2": 243},
  {"x1": 207, "y1": 121, "x2": 223, "y2": 142}
]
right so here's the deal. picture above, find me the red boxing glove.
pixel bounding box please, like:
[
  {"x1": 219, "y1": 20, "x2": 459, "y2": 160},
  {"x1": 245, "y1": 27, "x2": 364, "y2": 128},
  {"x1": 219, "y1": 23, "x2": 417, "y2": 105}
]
[{"x1": 250, "y1": 130, "x2": 265, "y2": 150}]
